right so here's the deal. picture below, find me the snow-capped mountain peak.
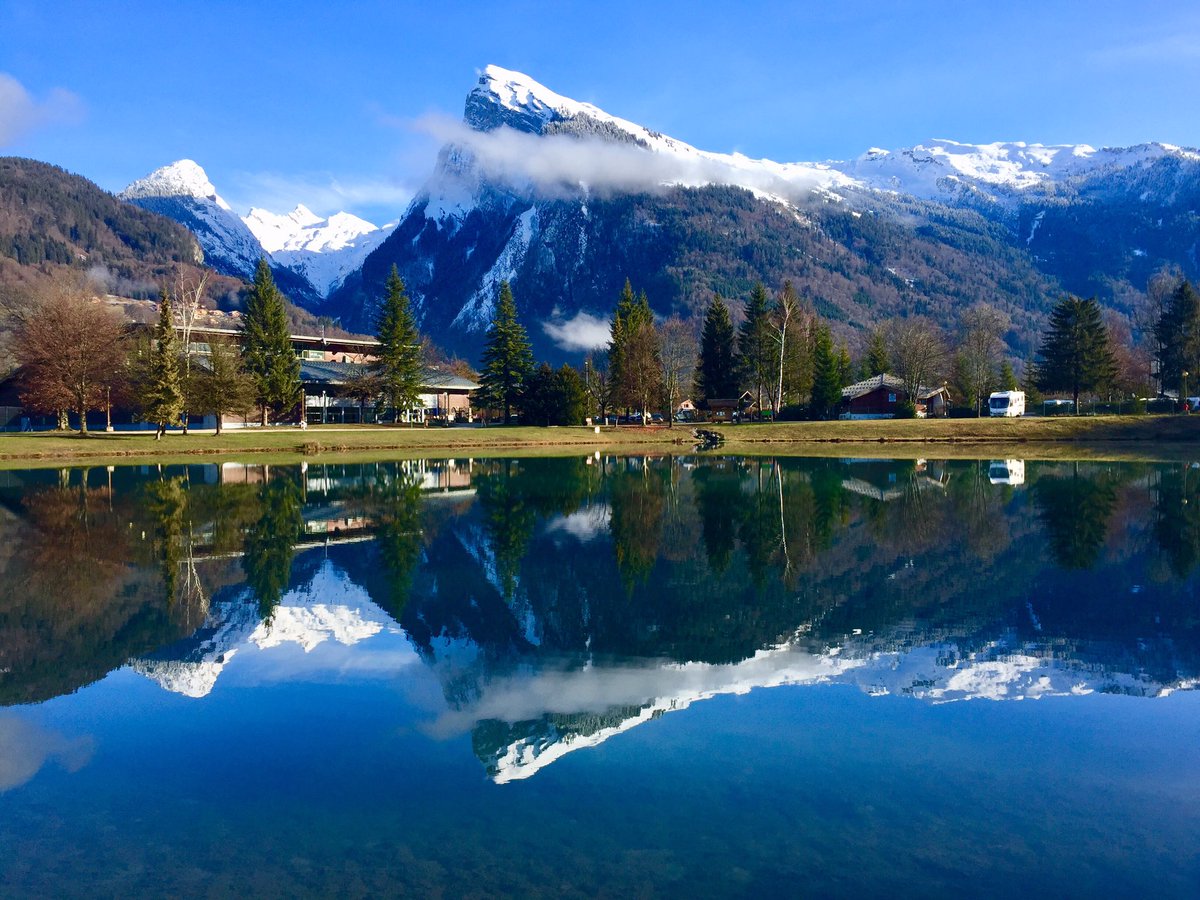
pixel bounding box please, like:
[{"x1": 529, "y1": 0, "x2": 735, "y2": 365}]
[
  {"x1": 474, "y1": 65, "x2": 586, "y2": 128},
  {"x1": 837, "y1": 138, "x2": 1200, "y2": 200},
  {"x1": 242, "y1": 204, "x2": 394, "y2": 295},
  {"x1": 121, "y1": 159, "x2": 232, "y2": 210},
  {"x1": 121, "y1": 160, "x2": 265, "y2": 278},
  {"x1": 122, "y1": 162, "x2": 395, "y2": 298}
]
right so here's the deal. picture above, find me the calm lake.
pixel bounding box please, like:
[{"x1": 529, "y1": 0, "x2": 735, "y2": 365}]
[{"x1": 2, "y1": 455, "x2": 1199, "y2": 897}]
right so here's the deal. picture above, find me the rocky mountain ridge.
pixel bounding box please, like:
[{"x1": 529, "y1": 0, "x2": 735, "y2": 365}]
[
  {"x1": 326, "y1": 66, "x2": 1200, "y2": 360},
  {"x1": 120, "y1": 160, "x2": 394, "y2": 302}
]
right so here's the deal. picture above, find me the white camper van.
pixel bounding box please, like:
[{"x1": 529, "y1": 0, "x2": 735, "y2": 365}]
[
  {"x1": 988, "y1": 390, "x2": 1025, "y2": 417},
  {"x1": 988, "y1": 459, "x2": 1026, "y2": 485}
]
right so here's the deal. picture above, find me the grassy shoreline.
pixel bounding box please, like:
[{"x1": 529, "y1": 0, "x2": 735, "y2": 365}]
[{"x1": 0, "y1": 415, "x2": 1199, "y2": 468}]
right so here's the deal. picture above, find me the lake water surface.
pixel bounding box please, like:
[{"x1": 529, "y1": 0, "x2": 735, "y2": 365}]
[{"x1": 2, "y1": 456, "x2": 1199, "y2": 897}]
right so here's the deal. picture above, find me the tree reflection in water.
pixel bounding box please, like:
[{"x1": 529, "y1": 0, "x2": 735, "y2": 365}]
[
  {"x1": 1033, "y1": 463, "x2": 1121, "y2": 570},
  {"x1": 2, "y1": 456, "x2": 1200, "y2": 717},
  {"x1": 241, "y1": 471, "x2": 304, "y2": 622}
]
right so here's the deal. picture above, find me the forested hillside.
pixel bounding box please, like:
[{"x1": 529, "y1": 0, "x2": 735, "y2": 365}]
[{"x1": 0, "y1": 158, "x2": 203, "y2": 295}]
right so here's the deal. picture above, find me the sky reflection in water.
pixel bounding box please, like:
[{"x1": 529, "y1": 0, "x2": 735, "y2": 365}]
[{"x1": 1, "y1": 456, "x2": 1199, "y2": 896}]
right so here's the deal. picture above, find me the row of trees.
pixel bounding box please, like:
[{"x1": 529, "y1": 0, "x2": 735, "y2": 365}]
[
  {"x1": 477, "y1": 269, "x2": 1188, "y2": 426},
  {"x1": 8, "y1": 261, "x2": 303, "y2": 437},
  {"x1": 8, "y1": 258, "x2": 436, "y2": 435}
]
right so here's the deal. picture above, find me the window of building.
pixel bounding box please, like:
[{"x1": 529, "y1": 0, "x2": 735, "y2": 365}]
[{"x1": 888, "y1": 393, "x2": 896, "y2": 403}]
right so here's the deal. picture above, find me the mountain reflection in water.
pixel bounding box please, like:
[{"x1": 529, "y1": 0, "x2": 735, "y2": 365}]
[{"x1": 1, "y1": 456, "x2": 1199, "y2": 783}]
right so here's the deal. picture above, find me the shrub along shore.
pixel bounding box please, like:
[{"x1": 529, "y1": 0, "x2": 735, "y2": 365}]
[{"x1": 1, "y1": 415, "x2": 1200, "y2": 469}]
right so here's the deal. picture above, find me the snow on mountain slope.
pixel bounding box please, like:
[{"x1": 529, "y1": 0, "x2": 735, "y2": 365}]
[
  {"x1": 120, "y1": 160, "x2": 267, "y2": 278},
  {"x1": 132, "y1": 559, "x2": 400, "y2": 698},
  {"x1": 462, "y1": 67, "x2": 1200, "y2": 207},
  {"x1": 243, "y1": 204, "x2": 395, "y2": 295},
  {"x1": 456, "y1": 65, "x2": 857, "y2": 205},
  {"x1": 465, "y1": 633, "x2": 1197, "y2": 783},
  {"x1": 120, "y1": 158, "x2": 232, "y2": 209},
  {"x1": 121, "y1": 161, "x2": 392, "y2": 297},
  {"x1": 834, "y1": 139, "x2": 1200, "y2": 202}
]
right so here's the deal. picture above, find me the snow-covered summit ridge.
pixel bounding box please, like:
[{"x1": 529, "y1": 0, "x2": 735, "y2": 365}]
[
  {"x1": 120, "y1": 159, "x2": 232, "y2": 210},
  {"x1": 243, "y1": 205, "x2": 381, "y2": 254},
  {"x1": 242, "y1": 204, "x2": 394, "y2": 295},
  {"x1": 464, "y1": 66, "x2": 1200, "y2": 204},
  {"x1": 839, "y1": 138, "x2": 1200, "y2": 198},
  {"x1": 121, "y1": 161, "x2": 394, "y2": 296}
]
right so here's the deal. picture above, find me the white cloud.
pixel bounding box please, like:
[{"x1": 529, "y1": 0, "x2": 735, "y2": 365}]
[
  {"x1": 0, "y1": 73, "x2": 84, "y2": 147},
  {"x1": 542, "y1": 310, "x2": 611, "y2": 351},
  {"x1": 0, "y1": 713, "x2": 93, "y2": 793},
  {"x1": 416, "y1": 114, "x2": 834, "y2": 203}
]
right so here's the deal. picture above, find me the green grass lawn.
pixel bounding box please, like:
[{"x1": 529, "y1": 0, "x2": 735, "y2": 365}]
[{"x1": 1, "y1": 415, "x2": 1198, "y2": 469}]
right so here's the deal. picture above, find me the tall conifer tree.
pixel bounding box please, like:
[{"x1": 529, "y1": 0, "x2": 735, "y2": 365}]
[
  {"x1": 374, "y1": 265, "x2": 424, "y2": 423},
  {"x1": 696, "y1": 294, "x2": 738, "y2": 402},
  {"x1": 739, "y1": 282, "x2": 772, "y2": 415},
  {"x1": 1035, "y1": 295, "x2": 1117, "y2": 411},
  {"x1": 1155, "y1": 279, "x2": 1200, "y2": 398},
  {"x1": 241, "y1": 258, "x2": 300, "y2": 425},
  {"x1": 609, "y1": 285, "x2": 660, "y2": 415},
  {"x1": 608, "y1": 279, "x2": 639, "y2": 412},
  {"x1": 477, "y1": 281, "x2": 534, "y2": 422},
  {"x1": 809, "y1": 322, "x2": 842, "y2": 420},
  {"x1": 861, "y1": 329, "x2": 890, "y2": 379},
  {"x1": 141, "y1": 288, "x2": 184, "y2": 440}
]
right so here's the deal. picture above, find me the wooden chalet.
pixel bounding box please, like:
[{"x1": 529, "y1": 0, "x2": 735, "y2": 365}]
[
  {"x1": 840, "y1": 374, "x2": 949, "y2": 419},
  {"x1": 705, "y1": 391, "x2": 757, "y2": 422}
]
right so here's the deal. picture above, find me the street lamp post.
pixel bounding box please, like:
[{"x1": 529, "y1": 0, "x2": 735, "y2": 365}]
[{"x1": 1184, "y1": 371, "x2": 1190, "y2": 414}]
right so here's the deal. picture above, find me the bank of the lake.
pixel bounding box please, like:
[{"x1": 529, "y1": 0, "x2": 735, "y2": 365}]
[{"x1": 2, "y1": 415, "x2": 1200, "y2": 468}]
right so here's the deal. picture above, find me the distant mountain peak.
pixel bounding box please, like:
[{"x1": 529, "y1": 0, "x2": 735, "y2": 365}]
[
  {"x1": 242, "y1": 203, "x2": 392, "y2": 295},
  {"x1": 469, "y1": 65, "x2": 600, "y2": 131},
  {"x1": 120, "y1": 159, "x2": 231, "y2": 210}
]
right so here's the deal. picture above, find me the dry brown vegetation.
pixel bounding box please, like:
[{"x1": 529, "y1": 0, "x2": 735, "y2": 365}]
[{"x1": 0, "y1": 414, "x2": 1197, "y2": 469}]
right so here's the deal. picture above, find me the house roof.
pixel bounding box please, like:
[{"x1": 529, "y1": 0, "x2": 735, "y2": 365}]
[
  {"x1": 841, "y1": 374, "x2": 947, "y2": 402},
  {"x1": 299, "y1": 360, "x2": 479, "y2": 391},
  {"x1": 300, "y1": 360, "x2": 366, "y2": 385},
  {"x1": 420, "y1": 371, "x2": 481, "y2": 391},
  {"x1": 706, "y1": 391, "x2": 756, "y2": 409}
]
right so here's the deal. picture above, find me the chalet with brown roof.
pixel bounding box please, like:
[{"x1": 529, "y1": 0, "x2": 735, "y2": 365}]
[{"x1": 840, "y1": 374, "x2": 949, "y2": 419}]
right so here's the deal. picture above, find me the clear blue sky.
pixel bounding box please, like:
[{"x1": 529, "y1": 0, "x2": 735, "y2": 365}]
[{"x1": 3, "y1": 0, "x2": 1199, "y2": 223}]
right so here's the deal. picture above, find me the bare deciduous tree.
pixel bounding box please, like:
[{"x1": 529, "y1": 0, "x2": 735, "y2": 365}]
[
  {"x1": 658, "y1": 316, "x2": 697, "y2": 428},
  {"x1": 172, "y1": 267, "x2": 210, "y2": 434},
  {"x1": 956, "y1": 303, "x2": 1010, "y2": 415},
  {"x1": 583, "y1": 353, "x2": 613, "y2": 423},
  {"x1": 888, "y1": 315, "x2": 947, "y2": 412},
  {"x1": 623, "y1": 318, "x2": 664, "y2": 422},
  {"x1": 9, "y1": 273, "x2": 127, "y2": 434},
  {"x1": 768, "y1": 281, "x2": 801, "y2": 414}
]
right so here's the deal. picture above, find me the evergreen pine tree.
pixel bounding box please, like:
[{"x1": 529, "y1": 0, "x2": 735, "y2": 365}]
[
  {"x1": 835, "y1": 342, "x2": 854, "y2": 387},
  {"x1": 809, "y1": 322, "x2": 842, "y2": 420},
  {"x1": 241, "y1": 258, "x2": 300, "y2": 425},
  {"x1": 477, "y1": 281, "x2": 534, "y2": 422},
  {"x1": 1035, "y1": 295, "x2": 1117, "y2": 411},
  {"x1": 607, "y1": 278, "x2": 638, "y2": 409},
  {"x1": 140, "y1": 288, "x2": 184, "y2": 440},
  {"x1": 1154, "y1": 279, "x2": 1200, "y2": 398},
  {"x1": 696, "y1": 294, "x2": 738, "y2": 402},
  {"x1": 609, "y1": 281, "x2": 662, "y2": 416},
  {"x1": 374, "y1": 265, "x2": 424, "y2": 424},
  {"x1": 192, "y1": 339, "x2": 255, "y2": 434},
  {"x1": 999, "y1": 360, "x2": 1019, "y2": 392},
  {"x1": 861, "y1": 328, "x2": 890, "y2": 379},
  {"x1": 738, "y1": 282, "x2": 773, "y2": 415}
]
